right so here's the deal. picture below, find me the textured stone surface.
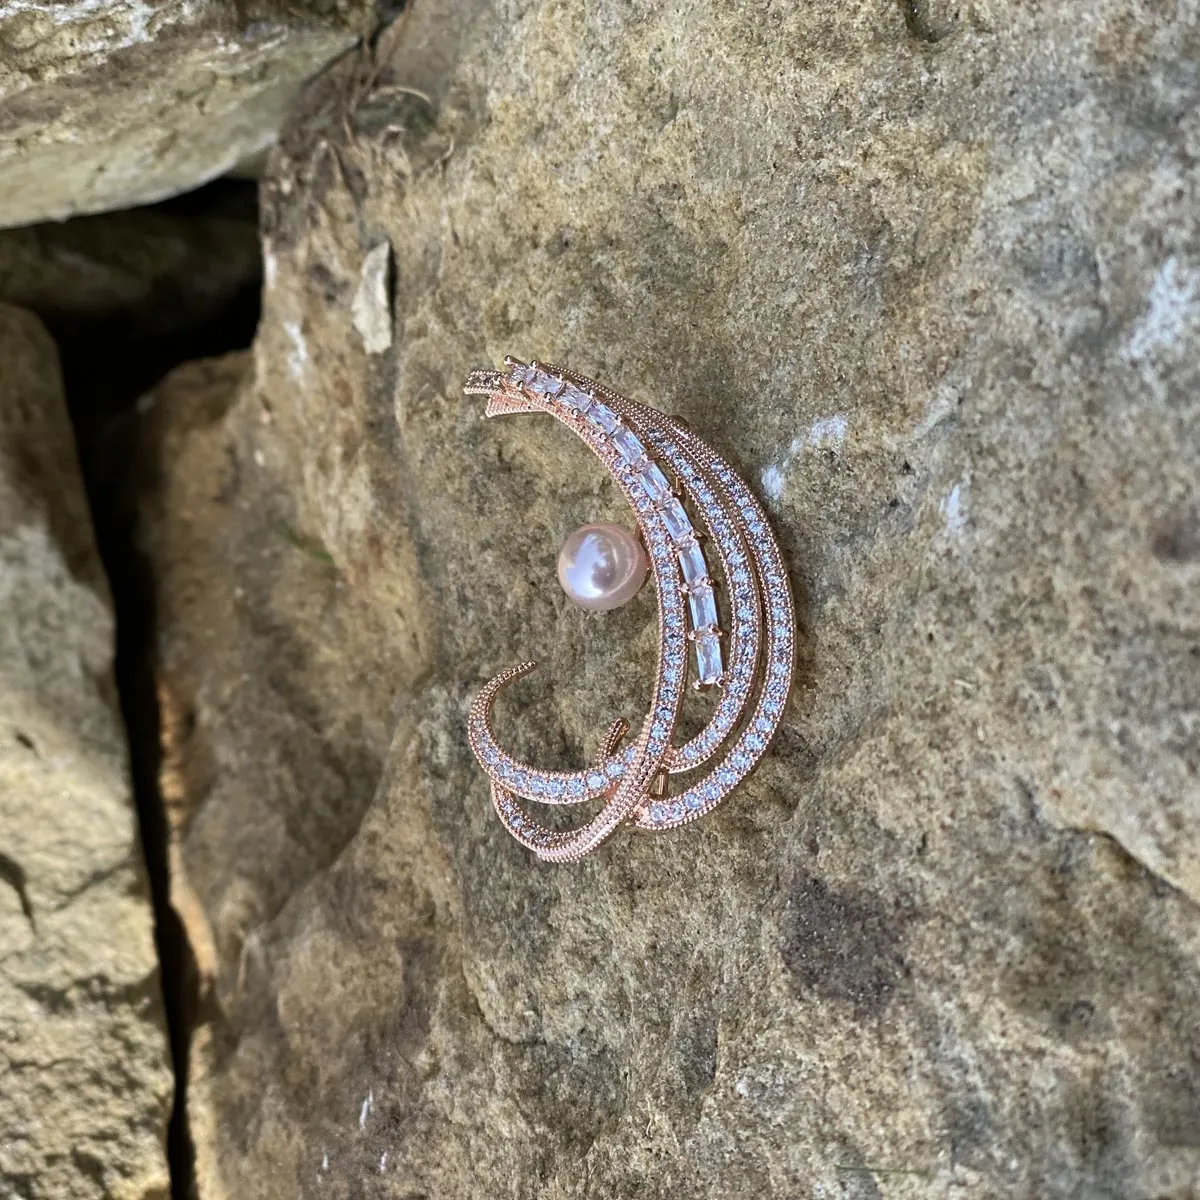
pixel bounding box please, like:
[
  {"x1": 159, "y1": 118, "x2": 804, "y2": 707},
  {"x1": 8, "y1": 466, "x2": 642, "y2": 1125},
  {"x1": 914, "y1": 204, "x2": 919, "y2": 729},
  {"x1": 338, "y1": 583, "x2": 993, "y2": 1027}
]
[
  {"x1": 138, "y1": 0, "x2": 1198, "y2": 1195},
  {"x1": 0, "y1": 0, "x2": 376, "y2": 228},
  {"x1": 0, "y1": 193, "x2": 259, "y2": 330},
  {"x1": 0, "y1": 304, "x2": 172, "y2": 1199}
]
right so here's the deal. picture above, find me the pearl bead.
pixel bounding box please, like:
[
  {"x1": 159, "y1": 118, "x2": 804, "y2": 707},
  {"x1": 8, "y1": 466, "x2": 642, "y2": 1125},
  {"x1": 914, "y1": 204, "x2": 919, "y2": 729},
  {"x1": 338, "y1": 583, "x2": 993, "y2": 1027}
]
[{"x1": 557, "y1": 523, "x2": 649, "y2": 611}]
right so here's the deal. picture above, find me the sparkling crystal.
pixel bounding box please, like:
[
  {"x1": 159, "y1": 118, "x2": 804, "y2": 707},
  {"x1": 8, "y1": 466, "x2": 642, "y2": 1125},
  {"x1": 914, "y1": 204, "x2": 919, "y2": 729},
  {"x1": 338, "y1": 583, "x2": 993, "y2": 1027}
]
[
  {"x1": 688, "y1": 585, "x2": 718, "y2": 631},
  {"x1": 589, "y1": 404, "x2": 620, "y2": 433},
  {"x1": 612, "y1": 428, "x2": 646, "y2": 464},
  {"x1": 586, "y1": 771, "x2": 606, "y2": 791},
  {"x1": 567, "y1": 778, "x2": 585, "y2": 799},
  {"x1": 531, "y1": 374, "x2": 564, "y2": 397},
  {"x1": 694, "y1": 631, "x2": 723, "y2": 685},
  {"x1": 605, "y1": 760, "x2": 623, "y2": 779},
  {"x1": 661, "y1": 499, "x2": 692, "y2": 542},
  {"x1": 640, "y1": 463, "x2": 672, "y2": 503},
  {"x1": 679, "y1": 539, "x2": 707, "y2": 586},
  {"x1": 560, "y1": 386, "x2": 591, "y2": 411},
  {"x1": 509, "y1": 363, "x2": 535, "y2": 384}
]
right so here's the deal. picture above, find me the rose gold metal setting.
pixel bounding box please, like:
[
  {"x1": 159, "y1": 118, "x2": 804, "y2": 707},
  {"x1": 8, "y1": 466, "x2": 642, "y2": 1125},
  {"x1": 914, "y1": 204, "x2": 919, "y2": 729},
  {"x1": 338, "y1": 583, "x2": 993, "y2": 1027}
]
[{"x1": 463, "y1": 358, "x2": 795, "y2": 862}]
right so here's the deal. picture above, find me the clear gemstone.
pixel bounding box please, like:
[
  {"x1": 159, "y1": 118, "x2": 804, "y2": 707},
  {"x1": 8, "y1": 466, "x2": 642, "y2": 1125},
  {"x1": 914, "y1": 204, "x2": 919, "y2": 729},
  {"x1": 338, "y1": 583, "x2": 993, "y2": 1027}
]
[
  {"x1": 560, "y1": 386, "x2": 591, "y2": 411},
  {"x1": 695, "y1": 632, "x2": 723, "y2": 685},
  {"x1": 612, "y1": 427, "x2": 646, "y2": 464},
  {"x1": 589, "y1": 404, "x2": 620, "y2": 433},
  {"x1": 686, "y1": 792, "x2": 705, "y2": 811},
  {"x1": 679, "y1": 539, "x2": 707, "y2": 585},
  {"x1": 586, "y1": 771, "x2": 606, "y2": 790},
  {"x1": 567, "y1": 778, "x2": 585, "y2": 799},
  {"x1": 605, "y1": 760, "x2": 623, "y2": 779},
  {"x1": 509, "y1": 363, "x2": 535, "y2": 384},
  {"x1": 640, "y1": 464, "x2": 672, "y2": 502},
  {"x1": 688, "y1": 585, "x2": 717, "y2": 631},
  {"x1": 661, "y1": 499, "x2": 692, "y2": 542},
  {"x1": 531, "y1": 374, "x2": 564, "y2": 397}
]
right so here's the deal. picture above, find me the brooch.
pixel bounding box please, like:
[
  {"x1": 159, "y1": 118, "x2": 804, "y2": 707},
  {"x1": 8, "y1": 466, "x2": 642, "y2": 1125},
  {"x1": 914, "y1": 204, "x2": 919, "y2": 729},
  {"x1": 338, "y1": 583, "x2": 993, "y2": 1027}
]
[{"x1": 463, "y1": 359, "x2": 795, "y2": 861}]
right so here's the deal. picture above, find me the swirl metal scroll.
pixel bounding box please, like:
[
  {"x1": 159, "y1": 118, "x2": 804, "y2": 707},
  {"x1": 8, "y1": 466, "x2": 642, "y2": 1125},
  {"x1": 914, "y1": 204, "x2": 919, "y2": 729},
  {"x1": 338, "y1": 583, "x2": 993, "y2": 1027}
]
[{"x1": 464, "y1": 358, "x2": 795, "y2": 862}]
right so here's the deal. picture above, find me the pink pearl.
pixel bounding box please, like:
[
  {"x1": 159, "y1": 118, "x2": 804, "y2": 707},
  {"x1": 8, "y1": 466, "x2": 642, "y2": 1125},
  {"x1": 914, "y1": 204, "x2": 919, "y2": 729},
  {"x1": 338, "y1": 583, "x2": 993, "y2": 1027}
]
[{"x1": 557, "y1": 523, "x2": 649, "y2": 611}]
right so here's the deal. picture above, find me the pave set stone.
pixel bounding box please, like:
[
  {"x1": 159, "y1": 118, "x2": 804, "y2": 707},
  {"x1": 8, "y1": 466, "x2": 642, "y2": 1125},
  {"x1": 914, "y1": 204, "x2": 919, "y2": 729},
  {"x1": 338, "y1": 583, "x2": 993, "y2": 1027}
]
[{"x1": 462, "y1": 358, "x2": 796, "y2": 860}]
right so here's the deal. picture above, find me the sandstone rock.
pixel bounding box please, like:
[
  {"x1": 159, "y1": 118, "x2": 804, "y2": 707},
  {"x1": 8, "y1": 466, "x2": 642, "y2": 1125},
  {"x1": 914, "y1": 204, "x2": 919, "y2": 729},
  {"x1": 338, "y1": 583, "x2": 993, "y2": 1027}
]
[
  {"x1": 0, "y1": 304, "x2": 172, "y2": 1199},
  {"x1": 139, "y1": 0, "x2": 1199, "y2": 1195},
  {"x1": 0, "y1": 0, "x2": 377, "y2": 229}
]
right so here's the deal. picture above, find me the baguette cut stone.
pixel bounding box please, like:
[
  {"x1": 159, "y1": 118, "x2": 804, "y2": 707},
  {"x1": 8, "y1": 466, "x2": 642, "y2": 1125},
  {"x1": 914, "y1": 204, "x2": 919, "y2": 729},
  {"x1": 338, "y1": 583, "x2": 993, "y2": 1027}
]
[
  {"x1": 662, "y1": 498, "x2": 692, "y2": 542},
  {"x1": 679, "y1": 538, "x2": 707, "y2": 585},
  {"x1": 531, "y1": 374, "x2": 564, "y2": 397},
  {"x1": 589, "y1": 404, "x2": 620, "y2": 433},
  {"x1": 695, "y1": 631, "x2": 723, "y2": 685},
  {"x1": 612, "y1": 428, "x2": 646, "y2": 464},
  {"x1": 688, "y1": 585, "x2": 717, "y2": 631},
  {"x1": 640, "y1": 463, "x2": 672, "y2": 502}
]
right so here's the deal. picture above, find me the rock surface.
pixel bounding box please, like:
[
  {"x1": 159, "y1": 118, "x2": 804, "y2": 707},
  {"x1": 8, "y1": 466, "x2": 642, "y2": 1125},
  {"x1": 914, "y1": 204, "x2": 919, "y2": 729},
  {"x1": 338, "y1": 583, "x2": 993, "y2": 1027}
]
[
  {"x1": 0, "y1": 191, "x2": 259, "y2": 332},
  {"x1": 137, "y1": 0, "x2": 1199, "y2": 1195},
  {"x1": 0, "y1": 0, "x2": 377, "y2": 228},
  {"x1": 0, "y1": 304, "x2": 172, "y2": 1199}
]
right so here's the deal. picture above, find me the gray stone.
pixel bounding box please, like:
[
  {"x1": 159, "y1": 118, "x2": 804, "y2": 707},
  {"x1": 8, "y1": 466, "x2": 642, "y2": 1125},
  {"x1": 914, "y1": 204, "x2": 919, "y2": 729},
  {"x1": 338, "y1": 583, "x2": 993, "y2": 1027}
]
[
  {"x1": 0, "y1": 198, "x2": 259, "y2": 331},
  {"x1": 0, "y1": 304, "x2": 172, "y2": 1199},
  {"x1": 0, "y1": 0, "x2": 376, "y2": 228},
  {"x1": 136, "y1": 0, "x2": 1199, "y2": 1195}
]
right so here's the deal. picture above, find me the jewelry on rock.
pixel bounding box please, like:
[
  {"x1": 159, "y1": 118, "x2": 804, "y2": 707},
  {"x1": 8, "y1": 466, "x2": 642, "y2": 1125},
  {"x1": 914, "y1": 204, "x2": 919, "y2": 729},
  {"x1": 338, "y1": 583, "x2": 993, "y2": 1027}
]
[{"x1": 463, "y1": 357, "x2": 796, "y2": 863}]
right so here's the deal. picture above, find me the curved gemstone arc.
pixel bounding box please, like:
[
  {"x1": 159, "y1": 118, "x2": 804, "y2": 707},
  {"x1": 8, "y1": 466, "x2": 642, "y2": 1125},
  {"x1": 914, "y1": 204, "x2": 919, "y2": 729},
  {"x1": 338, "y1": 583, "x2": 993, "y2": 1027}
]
[{"x1": 463, "y1": 358, "x2": 795, "y2": 859}]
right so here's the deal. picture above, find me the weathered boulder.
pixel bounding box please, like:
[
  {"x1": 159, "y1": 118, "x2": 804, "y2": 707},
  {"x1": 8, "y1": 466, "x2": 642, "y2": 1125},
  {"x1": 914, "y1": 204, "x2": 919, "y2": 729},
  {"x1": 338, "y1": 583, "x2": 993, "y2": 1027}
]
[
  {"x1": 0, "y1": 0, "x2": 377, "y2": 228},
  {"x1": 139, "y1": 0, "x2": 1199, "y2": 1195},
  {"x1": 0, "y1": 304, "x2": 172, "y2": 1199}
]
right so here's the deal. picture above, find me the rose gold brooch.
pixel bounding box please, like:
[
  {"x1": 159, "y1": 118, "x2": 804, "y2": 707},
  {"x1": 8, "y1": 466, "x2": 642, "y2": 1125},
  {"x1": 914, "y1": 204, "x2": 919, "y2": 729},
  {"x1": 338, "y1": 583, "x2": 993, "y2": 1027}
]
[{"x1": 463, "y1": 358, "x2": 795, "y2": 862}]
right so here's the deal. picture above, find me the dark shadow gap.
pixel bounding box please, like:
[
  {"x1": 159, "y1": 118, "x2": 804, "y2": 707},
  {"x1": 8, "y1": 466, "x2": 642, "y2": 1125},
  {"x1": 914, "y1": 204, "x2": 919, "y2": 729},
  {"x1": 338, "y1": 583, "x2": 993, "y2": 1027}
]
[{"x1": 32, "y1": 177, "x2": 263, "y2": 1200}]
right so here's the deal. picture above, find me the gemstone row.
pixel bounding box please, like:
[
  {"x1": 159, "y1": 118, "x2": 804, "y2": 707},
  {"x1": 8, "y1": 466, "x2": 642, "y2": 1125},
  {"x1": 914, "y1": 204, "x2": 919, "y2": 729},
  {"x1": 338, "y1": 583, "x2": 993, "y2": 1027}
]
[
  {"x1": 512, "y1": 362, "x2": 724, "y2": 687},
  {"x1": 635, "y1": 447, "x2": 796, "y2": 830}
]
